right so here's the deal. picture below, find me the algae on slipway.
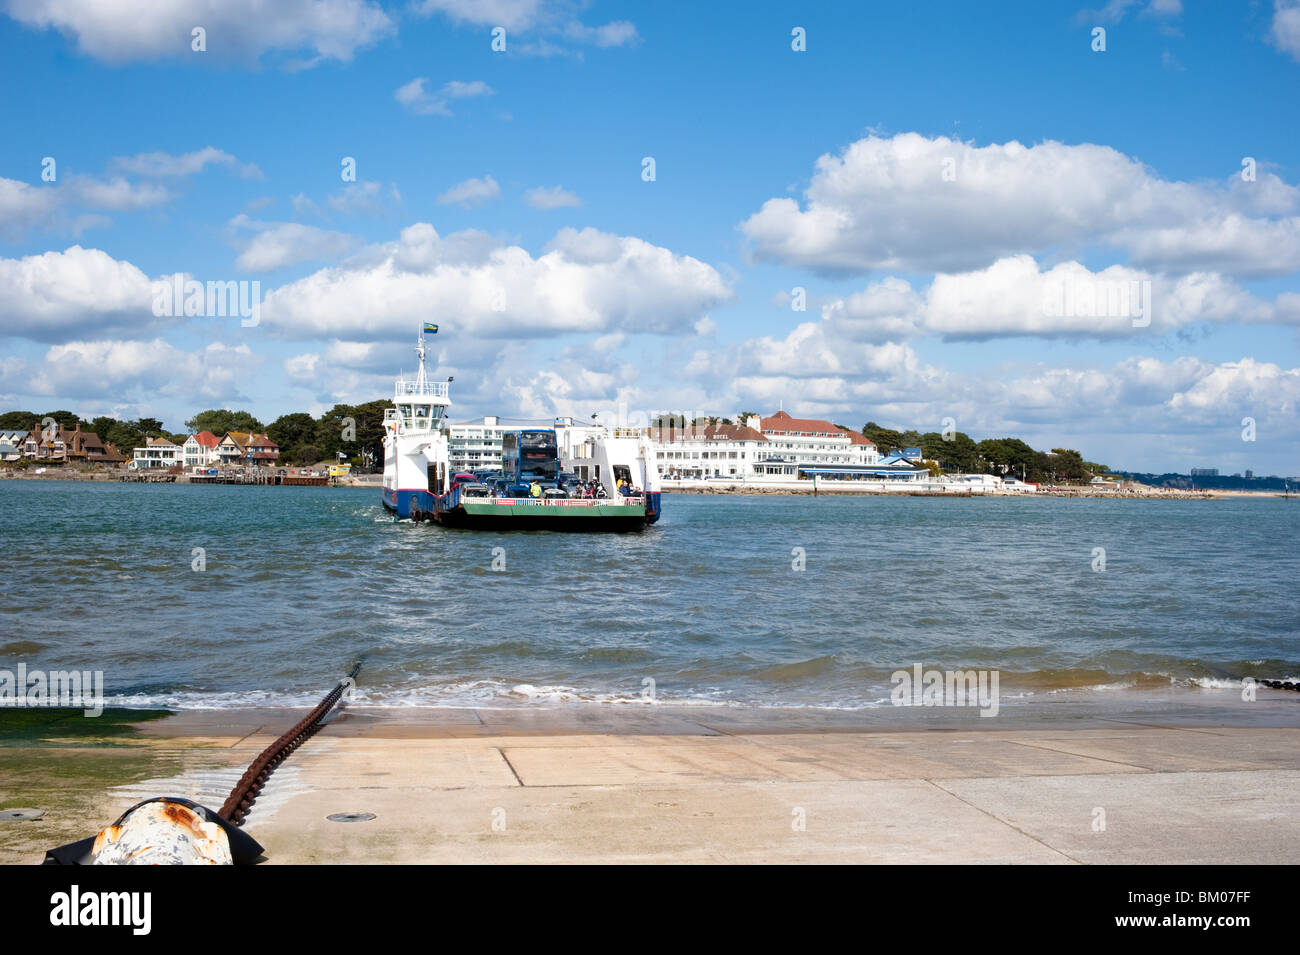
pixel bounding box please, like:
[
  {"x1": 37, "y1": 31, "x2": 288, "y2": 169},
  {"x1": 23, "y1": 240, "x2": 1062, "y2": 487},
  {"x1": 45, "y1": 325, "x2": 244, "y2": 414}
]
[{"x1": 0, "y1": 708, "x2": 235, "y2": 866}]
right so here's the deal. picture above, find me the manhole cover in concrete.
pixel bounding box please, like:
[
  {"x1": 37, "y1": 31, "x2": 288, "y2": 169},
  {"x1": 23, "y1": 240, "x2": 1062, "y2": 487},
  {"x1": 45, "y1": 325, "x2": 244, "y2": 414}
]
[
  {"x1": 326, "y1": 812, "x2": 375, "y2": 823},
  {"x1": 0, "y1": 809, "x2": 44, "y2": 821}
]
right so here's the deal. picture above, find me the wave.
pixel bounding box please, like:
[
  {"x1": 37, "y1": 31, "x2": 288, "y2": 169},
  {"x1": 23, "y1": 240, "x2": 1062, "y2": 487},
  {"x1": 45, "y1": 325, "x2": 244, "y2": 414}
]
[
  {"x1": 99, "y1": 671, "x2": 1296, "y2": 712},
  {"x1": 753, "y1": 655, "x2": 839, "y2": 681}
]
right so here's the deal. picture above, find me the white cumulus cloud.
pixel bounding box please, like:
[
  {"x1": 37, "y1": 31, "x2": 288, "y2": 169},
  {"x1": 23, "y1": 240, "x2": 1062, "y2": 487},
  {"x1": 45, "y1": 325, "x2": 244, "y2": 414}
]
[
  {"x1": 813, "y1": 256, "x2": 1300, "y2": 342},
  {"x1": 258, "y1": 223, "x2": 732, "y2": 340},
  {"x1": 0, "y1": 245, "x2": 156, "y2": 340},
  {"x1": 3, "y1": 0, "x2": 393, "y2": 66},
  {"x1": 228, "y1": 215, "x2": 359, "y2": 272},
  {"x1": 740, "y1": 133, "x2": 1300, "y2": 278},
  {"x1": 1271, "y1": 0, "x2": 1300, "y2": 61},
  {"x1": 23, "y1": 338, "x2": 256, "y2": 402}
]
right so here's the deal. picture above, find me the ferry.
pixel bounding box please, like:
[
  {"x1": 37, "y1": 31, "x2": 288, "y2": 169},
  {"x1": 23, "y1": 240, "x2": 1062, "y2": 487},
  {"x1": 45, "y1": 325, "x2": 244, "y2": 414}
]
[{"x1": 380, "y1": 326, "x2": 662, "y2": 530}]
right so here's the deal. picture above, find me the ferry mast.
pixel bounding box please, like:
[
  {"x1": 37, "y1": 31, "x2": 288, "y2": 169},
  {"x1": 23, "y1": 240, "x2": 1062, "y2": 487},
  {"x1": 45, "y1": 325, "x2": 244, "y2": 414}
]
[{"x1": 414, "y1": 327, "x2": 429, "y2": 394}]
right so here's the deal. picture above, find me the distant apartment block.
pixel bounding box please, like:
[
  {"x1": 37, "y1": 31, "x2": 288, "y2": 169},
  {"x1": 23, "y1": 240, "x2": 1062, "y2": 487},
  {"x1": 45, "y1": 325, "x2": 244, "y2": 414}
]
[{"x1": 448, "y1": 416, "x2": 506, "y2": 473}]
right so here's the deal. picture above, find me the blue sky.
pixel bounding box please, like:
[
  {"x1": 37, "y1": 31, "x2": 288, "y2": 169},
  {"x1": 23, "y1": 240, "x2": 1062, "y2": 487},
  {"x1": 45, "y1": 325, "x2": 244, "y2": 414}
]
[{"x1": 2, "y1": 0, "x2": 1299, "y2": 474}]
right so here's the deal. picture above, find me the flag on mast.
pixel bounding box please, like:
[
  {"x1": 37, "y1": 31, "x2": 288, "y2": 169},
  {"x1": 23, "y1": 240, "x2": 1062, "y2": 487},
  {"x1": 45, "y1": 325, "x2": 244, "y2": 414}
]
[{"x1": 423, "y1": 322, "x2": 438, "y2": 334}]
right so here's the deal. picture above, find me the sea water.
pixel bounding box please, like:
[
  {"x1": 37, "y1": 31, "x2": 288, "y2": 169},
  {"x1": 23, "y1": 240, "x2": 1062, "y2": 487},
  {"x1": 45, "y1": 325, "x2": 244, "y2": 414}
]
[{"x1": 1, "y1": 480, "x2": 1296, "y2": 710}]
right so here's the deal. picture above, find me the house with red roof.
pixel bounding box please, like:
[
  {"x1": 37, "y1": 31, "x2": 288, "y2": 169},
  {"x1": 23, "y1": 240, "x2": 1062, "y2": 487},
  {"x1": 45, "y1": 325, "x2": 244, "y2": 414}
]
[{"x1": 182, "y1": 431, "x2": 222, "y2": 468}]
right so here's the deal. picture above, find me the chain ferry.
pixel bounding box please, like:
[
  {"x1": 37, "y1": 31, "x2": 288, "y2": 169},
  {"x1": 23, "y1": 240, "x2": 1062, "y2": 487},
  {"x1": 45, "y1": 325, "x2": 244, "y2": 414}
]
[{"x1": 380, "y1": 326, "x2": 662, "y2": 530}]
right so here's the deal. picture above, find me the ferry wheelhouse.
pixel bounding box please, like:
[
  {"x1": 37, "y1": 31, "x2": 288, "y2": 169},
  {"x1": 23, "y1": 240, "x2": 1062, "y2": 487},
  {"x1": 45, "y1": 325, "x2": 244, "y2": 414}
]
[{"x1": 381, "y1": 328, "x2": 661, "y2": 530}]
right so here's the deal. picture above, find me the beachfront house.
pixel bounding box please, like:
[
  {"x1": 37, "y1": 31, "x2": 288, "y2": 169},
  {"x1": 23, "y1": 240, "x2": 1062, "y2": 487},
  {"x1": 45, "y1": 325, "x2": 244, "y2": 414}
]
[
  {"x1": 215, "y1": 431, "x2": 280, "y2": 467},
  {"x1": 183, "y1": 431, "x2": 222, "y2": 468},
  {"x1": 22, "y1": 426, "x2": 65, "y2": 461},
  {"x1": 131, "y1": 436, "x2": 182, "y2": 469},
  {"x1": 61, "y1": 425, "x2": 127, "y2": 465},
  {"x1": 0, "y1": 429, "x2": 28, "y2": 452},
  {"x1": 9, "y1": 424, "x2": 125, "y2": 465},
  {"x1": 0, "y1": 429, "x2": 28, "y2": 462},
  {"x1": 242, "y1": 433, "x2": 280, "y2": 466},
  {"x1": 215, "y1": 432, "x2": 246, "y2": 465}
]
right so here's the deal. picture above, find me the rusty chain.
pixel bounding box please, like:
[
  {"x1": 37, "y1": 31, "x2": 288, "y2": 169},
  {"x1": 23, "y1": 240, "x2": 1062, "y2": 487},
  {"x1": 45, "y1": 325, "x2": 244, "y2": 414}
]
[{"x1": 218, "y1": 662, "x2": 361, "y2": 826}]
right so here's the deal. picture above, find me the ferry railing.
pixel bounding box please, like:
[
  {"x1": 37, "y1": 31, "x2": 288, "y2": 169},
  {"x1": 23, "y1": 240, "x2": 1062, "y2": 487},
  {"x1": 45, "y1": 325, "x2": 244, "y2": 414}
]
[{"x1": 394, "y1": 378, "x2": 450, "y2": 398}]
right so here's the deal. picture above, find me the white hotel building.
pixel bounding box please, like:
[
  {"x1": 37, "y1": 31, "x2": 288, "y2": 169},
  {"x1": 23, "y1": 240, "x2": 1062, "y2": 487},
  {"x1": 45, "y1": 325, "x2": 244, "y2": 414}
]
[{"x1": 651, "y1": 412, "x2": 886, "y2": 480}]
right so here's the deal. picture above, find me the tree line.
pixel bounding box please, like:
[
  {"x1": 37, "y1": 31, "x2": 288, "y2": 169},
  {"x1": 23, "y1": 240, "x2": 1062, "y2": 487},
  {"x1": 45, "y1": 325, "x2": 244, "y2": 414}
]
[{"x1": 858, "y1": 423, "x2": 1108, "y2": 483}]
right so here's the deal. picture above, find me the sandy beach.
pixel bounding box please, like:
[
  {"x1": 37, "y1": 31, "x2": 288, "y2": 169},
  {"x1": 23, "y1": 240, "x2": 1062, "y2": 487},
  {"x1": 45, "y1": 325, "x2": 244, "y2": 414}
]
[{"x1": 4, "y1": 689, "x2": 1296, "y2": 865}]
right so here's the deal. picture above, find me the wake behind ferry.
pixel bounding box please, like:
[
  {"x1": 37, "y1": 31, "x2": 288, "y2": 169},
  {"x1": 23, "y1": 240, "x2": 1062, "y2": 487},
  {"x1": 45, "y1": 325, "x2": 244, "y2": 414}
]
[{"x1": 380, "y1": 326, "x2": 662, "y2": 530}]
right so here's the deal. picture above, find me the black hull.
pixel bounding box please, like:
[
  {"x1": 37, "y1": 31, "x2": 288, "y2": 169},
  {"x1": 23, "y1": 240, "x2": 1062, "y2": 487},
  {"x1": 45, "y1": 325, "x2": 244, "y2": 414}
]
[{"x1": 428, "y1": 508, "x2": 649, "y2": 532}]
